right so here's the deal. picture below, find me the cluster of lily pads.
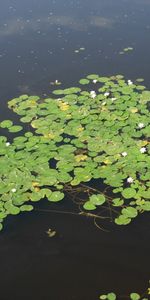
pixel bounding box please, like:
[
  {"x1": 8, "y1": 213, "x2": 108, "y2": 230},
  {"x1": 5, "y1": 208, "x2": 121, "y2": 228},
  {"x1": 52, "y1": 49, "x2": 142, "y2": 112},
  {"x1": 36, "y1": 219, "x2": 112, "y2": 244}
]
[
  {"x1": 99, "y1": 291, "x2": 149, "y2": 300},
  {"x1": 99, "y1": 282, "x2": 150, "y2": 300},
  {"x1": 0, "y1": 74, "x2": 149, "y2": 230}
]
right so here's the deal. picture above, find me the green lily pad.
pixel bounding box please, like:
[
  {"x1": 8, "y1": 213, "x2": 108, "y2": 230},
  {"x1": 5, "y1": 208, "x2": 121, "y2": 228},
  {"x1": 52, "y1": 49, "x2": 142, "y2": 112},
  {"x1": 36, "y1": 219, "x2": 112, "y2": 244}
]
[
  {"x1": 112, "y1": 198, "x2": 124, "y2": 207},
  {"x1": 121, "y1": 207, "x2": 138, "y2": 218},
  {"x1": 99, "y1": 296, "x2": 107, "y2": 300},
  {"x1": 89, "y1": 194, "x2": 106, "y2": 205},
  {"x1": 122, "y1": 188, "x2": 136, "y2": 199},
  {"x1": 49, "y1": 191, "x2": 64, "y2": 202},
  {"x1": 79, "y1": 79, "x2": 90, "y2": 85},
  {"x1": 9, "y1": 125, "x2": 23, "y2": 133},
  {"x1": 141, "y1": 202, "x2": 150, "y2": 211},
  {"x1": 115, "y1": 215, "x2": 131, "y2": 225},
  {"x1": 0, "y1": 120, "x2": 13, "y2": 128},
  {"x1": 130, "y1": 293, "x2": 140, "y2": 300},
  {"x1": 107, "y1": 293, "x2": 116, "y2": 300},
  {"x1": 20, "y1": 205, "x2": 33, "y2": 212},
  {"x1": 87, "y1": 74, "x2": 99, "y2": 80},
  {"x1": 83, "y1": 201, "x2": 96, "y2": 210}
]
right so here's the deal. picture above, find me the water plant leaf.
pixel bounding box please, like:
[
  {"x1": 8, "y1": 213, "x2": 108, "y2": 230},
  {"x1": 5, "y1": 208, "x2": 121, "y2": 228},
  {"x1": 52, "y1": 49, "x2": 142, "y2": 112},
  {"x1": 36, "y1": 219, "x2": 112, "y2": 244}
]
[
  {"x1": 89, "y1": 194, "x2": 106, "y2": 206},
  {"x1": 20, "y1": 205, "x2": 33, "y2": 212},
  {"x1": 122, "y1": 188, "x2": 136, "y2": 199},
  {"x1": 49, "y1": 191, "x2": 64, "y2": 202},
  {"x1": 86, "y1": 74, "x2": 99, "y2": 80},
  {"x1": 83, "y1": 201, "x2": 96, "y2": 210},
  {"x1": 140, "y1": 202, "x2": 150, "y2": 211},
  {"x1": 8, "y1": 125, "x2": 23, "y2": 133},
  {"x1": 99, "y1": 296, "x2": 107, "y2": 300},
  {"x1": 107, "y1": 293, "x2": 116, "y2": 300},
  {"x1": 130, "y1": 293, "x2": 140, "y2": 300},
  {"x1": 112, "y1": 198, "x2": 124, "y2": 206},
  {"x1": 121, "y1": 207, "x2": 138, "y2": 218},
  {"x1": 79, "y1": 79, "x2": 90, "y2": 85},
  {"x1": 115, "y1": 215, "x2": 131, "y2": 225},
  {"x1": 0, "y1": 120, "x2": 13, "y2": 128}
]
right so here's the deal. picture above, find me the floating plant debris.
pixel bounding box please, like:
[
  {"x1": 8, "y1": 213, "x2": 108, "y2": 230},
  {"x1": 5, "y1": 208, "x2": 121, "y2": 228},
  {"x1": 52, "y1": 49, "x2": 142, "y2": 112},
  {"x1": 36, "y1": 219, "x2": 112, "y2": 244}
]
[{"x1": 0, "y1": 74, "x2": 149, "y2": 230}]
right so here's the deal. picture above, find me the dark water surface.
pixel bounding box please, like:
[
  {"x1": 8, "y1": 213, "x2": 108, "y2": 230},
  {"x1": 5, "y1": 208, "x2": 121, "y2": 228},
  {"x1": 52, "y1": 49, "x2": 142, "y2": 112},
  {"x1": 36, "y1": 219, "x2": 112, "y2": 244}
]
[{"x1": 0, "y1": 0, "x2": 150, "y2": 299}]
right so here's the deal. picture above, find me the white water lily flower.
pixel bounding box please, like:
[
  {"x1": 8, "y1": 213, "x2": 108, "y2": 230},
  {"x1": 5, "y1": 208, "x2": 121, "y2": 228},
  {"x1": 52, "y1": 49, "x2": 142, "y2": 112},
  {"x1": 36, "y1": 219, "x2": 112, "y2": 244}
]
[
  {"x1": 138, "y1": 123, "x2": 144, "y2": 129},
  {"x1": 140, "y1": 147, "x2": 146, "y2": 153},
  {"x1": 127, "y1": 80, "x2": 133, "y2": 85},
  {"x1": 11, "y1": 188, "x2": 16, "y2": 193},
  {"x1": 90, "y1": 91, "x2": 96, "y2": 98},
  {"x1": 90, "y1": 90, "x2": 96, "y2": 94},
  {"x1": 122, "y1": 152, "x2": 127, "y2": 157},
  {"x1": 111, "y1": 97, "x2": 117, "y2": 101},
  {"x1": 127, "y1": 177, "x2": 134, "y2": 183},
  {"x1": 102, "y1": 101, "x2": 106, "y2": 105},
  {"x1": 91, "y1": 93, "x2": 96, "y2": 99},
  {"x1": 6, "y1": 142, "x2": 10, "y2": 146},
  {"x1": 104, "y1": 92, "x2": 110, "y2": 97},
  {"x1": 93, "y1": 79, "x2": 97, "y2": 84}
]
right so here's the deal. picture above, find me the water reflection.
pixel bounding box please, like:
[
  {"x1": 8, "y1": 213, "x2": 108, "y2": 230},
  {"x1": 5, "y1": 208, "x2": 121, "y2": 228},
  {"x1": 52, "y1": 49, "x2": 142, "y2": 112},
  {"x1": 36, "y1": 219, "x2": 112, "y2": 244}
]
[
  {"x1": 0, "y1": 0, "x2": 150, "y2": 103},
  {"x1": 0, "y1": 15, "x2": 114, "y2": 38}
]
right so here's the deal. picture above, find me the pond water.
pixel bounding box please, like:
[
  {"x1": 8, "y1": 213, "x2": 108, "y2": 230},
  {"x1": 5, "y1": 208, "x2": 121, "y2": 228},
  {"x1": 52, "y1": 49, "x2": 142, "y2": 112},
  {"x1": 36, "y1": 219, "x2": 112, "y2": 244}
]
[{"x1": 0, "y1": 0, "x2": 150, "y2": 299}]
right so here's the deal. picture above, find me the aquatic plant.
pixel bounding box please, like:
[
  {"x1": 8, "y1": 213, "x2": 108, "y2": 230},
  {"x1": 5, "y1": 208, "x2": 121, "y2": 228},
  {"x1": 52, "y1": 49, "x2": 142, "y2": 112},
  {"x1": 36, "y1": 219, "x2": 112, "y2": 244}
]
[
  {"x1": 99, "y1": 285, "x2": 150, "y2": 299},
  {"x1": 99, "y1": 292, "x2": 148, "y2": 300},
  {"x1": 0, "y1": 74, "x2": 149, "y2": 230}
]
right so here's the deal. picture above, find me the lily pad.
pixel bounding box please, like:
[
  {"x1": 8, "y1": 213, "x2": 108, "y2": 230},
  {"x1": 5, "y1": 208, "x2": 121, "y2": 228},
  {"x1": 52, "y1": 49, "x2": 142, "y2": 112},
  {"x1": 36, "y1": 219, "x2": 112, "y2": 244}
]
[
  {"x1": 83, "y1": 201, "x2": 96, "y2": 210},
  {"x1": 49, "y1": 191, "x2": 64, "y2": 202},
  {"x1": 130, "y1": 293, "x2": 140, "y2": 300},
  {"x1": 122, "y1": 188, "x2": 136, "y2": 199},
  {"x1": 89, "y1": 194, "x2": 106, "y2": 205},
  {"x1": 121, "y1": 207, "x2": 138, "y2": 218},
  {"x1": 9, "y1": 125, "x2": 23, "y2": 133},
  {"x1": 79, "y1": 79, "x2": 90, "y2": 85},
  {"x1": 0, "y1": 120, "x2": 13, "y2": 128}
]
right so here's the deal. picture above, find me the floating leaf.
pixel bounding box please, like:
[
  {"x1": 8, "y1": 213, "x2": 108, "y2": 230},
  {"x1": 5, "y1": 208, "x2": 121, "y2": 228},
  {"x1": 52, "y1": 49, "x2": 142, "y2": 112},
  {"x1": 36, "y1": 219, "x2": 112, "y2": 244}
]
[
  {"x1": 20, "y1": 205, "x2": 33, "y2": 212},
  {"x1": 87, "y1": 74, "x2": 99, "y2": 80},
  {"x1": 83, "y1": 201, "x2": 96, "y2": 210},
  {"x1": 115, "y1": 215, "x2": 131, "y2": 225},
  {"x1": 99, "y1": 296, "x2": 107, "y2": 300},
  {"x1": 112, "y1": 198, "x2": 124, "y2": 207},
  {"x1": 141, "y1": 202, "x2": 150, "y2": 211},
  {"x1": 79, "y1": 79, "x2": 90, "y2": 85},
  {"x1": 121, "y1": 207, "x2": 138, "y2": 218},
  {"x1": 9, "y1": 125, "x2": 23, "y2": 133},
  {"x1": 0, "y1": 120, "x2": 13, "y2": 128},
  {"x1": 89, "y1": 194, "x2": 106, "y2": 205},
  {"x1": 130, "y1": 293, "x2": 140, "y2": 300},
  {"x1": 49, "y1": 191, "x2": 64, "y2": 202},
  {"x1": 107, "y1": 293, "x2": 116, "y2": 300},
  {"x1": 122, "y1": 188, "x2": 136, "y2": 199}
]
